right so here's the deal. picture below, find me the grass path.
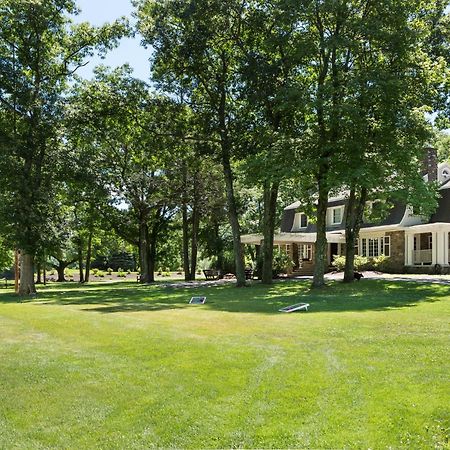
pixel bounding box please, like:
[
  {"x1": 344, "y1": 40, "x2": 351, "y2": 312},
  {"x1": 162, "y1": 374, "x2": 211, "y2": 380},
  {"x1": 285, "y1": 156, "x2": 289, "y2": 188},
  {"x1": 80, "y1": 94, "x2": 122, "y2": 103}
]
[{"x1": 0, "y1": 280, "x2": 449, "y2": 449}]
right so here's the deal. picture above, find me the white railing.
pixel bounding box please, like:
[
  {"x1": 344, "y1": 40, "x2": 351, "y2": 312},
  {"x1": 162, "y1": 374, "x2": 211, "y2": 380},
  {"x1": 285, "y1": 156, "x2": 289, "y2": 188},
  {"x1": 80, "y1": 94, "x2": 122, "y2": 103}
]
[{"x1": 413, "y1": 249, "x2": 432, "y2": 264}]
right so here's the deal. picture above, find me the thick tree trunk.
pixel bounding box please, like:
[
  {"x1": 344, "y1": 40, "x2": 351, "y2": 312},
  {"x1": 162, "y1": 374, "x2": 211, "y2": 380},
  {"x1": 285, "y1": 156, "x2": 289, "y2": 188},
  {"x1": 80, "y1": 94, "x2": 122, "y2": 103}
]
[
  {"x1": 56, "y1": 263, "x2": 66, "y2": 282},
  {"x1": 312, "y1": 181, "x2": 329, "y2": 288},
  {"x1": 261, "y1": 181, "x2": 279, "y2": 284},
  {"x1": 19, "y1": 251, "x2": 36, "y2": 295},
  {"x1": 344, "y1": 187, "x2": 367, "y2": 283},
  {"x1": 84, "y1": 230, "x2": 93, "y2": 283},
  {"x1": 139, "y1": 221, "x2": 152, "y2": 283}
]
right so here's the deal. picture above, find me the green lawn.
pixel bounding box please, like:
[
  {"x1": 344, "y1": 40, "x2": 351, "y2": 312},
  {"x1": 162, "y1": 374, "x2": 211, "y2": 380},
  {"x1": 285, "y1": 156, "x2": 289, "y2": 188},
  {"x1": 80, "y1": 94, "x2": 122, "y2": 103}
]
[{"x1": 0, "y1": 279, "x2": 448, "y2": 449}]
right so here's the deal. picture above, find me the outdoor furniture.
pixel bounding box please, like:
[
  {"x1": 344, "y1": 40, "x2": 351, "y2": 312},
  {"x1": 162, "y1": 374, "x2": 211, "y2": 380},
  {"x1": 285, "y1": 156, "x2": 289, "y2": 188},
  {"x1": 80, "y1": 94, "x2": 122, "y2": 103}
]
[
  {"x1": 203, "y1": 269, "x2": 219, "y2": 280},
  {"x1": 244, "y1": 268, "x2": 254, "y2": 280}
]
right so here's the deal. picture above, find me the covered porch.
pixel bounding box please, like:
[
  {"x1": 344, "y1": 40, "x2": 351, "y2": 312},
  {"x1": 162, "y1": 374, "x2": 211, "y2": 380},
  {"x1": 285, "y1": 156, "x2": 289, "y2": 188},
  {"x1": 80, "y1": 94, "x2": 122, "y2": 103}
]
[
  {"x1": 405, "y1": 223, "x2": 450, "y2": 268},
  {"x1": 241, "y1": 231, "x2": 346, "y2": 276}
]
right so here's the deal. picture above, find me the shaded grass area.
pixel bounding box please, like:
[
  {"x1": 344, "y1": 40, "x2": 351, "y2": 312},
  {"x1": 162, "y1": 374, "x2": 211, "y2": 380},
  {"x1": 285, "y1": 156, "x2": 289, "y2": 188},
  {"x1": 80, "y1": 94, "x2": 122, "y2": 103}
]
[{"x1": 0, "y1": 279, "x2": 449, "y2": 448}]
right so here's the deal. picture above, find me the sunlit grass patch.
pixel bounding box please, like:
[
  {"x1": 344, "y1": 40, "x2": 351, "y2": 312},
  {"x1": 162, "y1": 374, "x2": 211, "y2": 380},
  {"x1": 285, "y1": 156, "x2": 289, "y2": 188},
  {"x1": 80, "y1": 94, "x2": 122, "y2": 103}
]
[{"x1": 0, "y1": 279, "x2": 448, "y2": 448}]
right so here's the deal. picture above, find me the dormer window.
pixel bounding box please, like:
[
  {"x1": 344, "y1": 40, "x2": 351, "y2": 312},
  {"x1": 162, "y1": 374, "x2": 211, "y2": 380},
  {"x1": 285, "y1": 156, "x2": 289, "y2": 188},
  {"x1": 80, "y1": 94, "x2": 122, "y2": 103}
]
[
  {"x1": 300, "y1": 213, "x2": 308, "y2": 228},
  {"x1": 329, "y1": 206, "x2": 344, "y2": 225},
  {"x1": 293, "y1": 212, "x2": 308, "y2": 230}
]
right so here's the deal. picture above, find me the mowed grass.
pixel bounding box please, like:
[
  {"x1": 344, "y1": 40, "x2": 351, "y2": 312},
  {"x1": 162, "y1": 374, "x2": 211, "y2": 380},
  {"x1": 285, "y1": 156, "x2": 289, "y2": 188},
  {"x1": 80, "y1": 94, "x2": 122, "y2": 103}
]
[{"x1": 0, "y1": 279, "x2": 448, "y2": 449}]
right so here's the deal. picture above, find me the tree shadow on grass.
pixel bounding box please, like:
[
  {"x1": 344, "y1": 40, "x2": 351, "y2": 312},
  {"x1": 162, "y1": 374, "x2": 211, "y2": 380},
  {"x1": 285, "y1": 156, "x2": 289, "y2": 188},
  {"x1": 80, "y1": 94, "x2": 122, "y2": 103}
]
[{"x1": 0, "y1": 279, "x2": 448, "y2": 315}]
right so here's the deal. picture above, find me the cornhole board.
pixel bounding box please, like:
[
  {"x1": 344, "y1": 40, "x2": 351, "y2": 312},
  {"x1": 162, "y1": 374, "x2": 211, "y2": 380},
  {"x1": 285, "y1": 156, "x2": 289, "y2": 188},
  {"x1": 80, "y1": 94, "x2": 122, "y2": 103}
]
[
  {"x1": 279, "y1": 302, "x2": 309, "y2": 312},
  {"x1": 189, "y1": 296, "x2": 206, "y2": 304}
]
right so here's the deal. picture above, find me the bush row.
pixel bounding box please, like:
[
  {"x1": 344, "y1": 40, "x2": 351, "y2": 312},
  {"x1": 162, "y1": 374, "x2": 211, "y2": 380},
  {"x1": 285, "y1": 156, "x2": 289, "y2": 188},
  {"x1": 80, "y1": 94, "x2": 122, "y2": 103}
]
[{"x1": 332, "y1": 254, "x2": 393, "y2": 272}]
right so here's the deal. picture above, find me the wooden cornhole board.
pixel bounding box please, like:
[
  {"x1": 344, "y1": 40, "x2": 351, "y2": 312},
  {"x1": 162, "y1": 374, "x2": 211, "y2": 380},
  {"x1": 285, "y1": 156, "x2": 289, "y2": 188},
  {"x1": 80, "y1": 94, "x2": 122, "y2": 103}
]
[
  {"x1": 279, "y1": 302, "x2": 309, "y2": 313},
  {"x1": 189, "y1": 296, "x2": 206, "y2": 304}
]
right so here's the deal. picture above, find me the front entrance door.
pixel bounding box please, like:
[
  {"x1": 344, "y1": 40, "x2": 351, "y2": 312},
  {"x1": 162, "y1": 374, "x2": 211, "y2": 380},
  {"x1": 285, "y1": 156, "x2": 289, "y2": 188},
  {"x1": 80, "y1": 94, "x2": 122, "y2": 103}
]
[{"x1": 329, "y1": 243, "x2": 339, "y2": 265}]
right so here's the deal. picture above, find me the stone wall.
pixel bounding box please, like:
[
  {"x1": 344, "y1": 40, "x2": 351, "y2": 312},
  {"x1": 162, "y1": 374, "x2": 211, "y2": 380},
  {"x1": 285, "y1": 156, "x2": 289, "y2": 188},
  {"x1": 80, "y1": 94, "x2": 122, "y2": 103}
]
[{"x1": 386, "y1": 230, "x2": 405, "y2": 272}]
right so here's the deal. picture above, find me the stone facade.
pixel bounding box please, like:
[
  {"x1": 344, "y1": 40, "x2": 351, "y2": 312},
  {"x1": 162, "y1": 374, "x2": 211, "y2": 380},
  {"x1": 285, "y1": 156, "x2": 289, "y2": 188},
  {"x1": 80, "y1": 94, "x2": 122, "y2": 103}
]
[{"x1": 386, "y1": 230, "x2": 405, "y2": 272}]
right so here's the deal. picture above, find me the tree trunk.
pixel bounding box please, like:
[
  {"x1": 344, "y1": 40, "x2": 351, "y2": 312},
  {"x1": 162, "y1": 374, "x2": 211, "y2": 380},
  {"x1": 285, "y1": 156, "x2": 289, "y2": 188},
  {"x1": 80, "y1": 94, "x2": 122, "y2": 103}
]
[
  {"x1": 182, "y1": 199, "x2": 191, "y2": 281},
  {"x1": 78, "y1": 243, "x2": 84, "y2": 283},
  {"x1": 344, "y1": 187, "x2": 367, "y2": 283},
  {"x1": 312, "y1": 180, "x2": 329, "y2": 288},
  {"x1": 148, "y1": 220, "x2": 160, "y2": 283},
  {"x1": 221, "y1": 152, "x2": 246, "y2": 286},
  {"x1": 43, "y1": 259, "x2": 46, "y2": 285},
  {"x1": 84, "y1": 230, "x2": 93, "y2": 283},
  {"x1": 213, "y1": 221, "x2": 224, "y2": 275},
  {"x1": 190, "y1": 199, "x2": 200, "y2": 281},
  {"x1": 19, "y1": 251, "x2": 36, "y2": 295},
  {"x1": 139, "y1": 220, "x2": 152, "y2": 283},
  {"x1": 56, "y1": 263, "x2": 66, "y2": 282},
  {"x1": 36, "y1": 262, "x2": 42, "y2": 284},
  {"x1": 217, "y1": 56, "x2": 245, "y2": 287},
  {"x1": 255, "y1": 244, "x2": 263, "y2": 280},
  {"x1": 261, "y1": 181, "x2": 279, "y2": 284}
]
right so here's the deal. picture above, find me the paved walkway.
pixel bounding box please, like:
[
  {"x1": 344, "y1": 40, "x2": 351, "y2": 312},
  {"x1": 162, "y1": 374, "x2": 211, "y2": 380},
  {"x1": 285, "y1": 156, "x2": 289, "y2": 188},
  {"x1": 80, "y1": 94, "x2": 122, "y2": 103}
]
[
  {"x1": 158, "y1": 271, "x2": 450, "y2": 288},
  {"x1": 324, "y1": 271, "x2": 450, "y2": 285}
]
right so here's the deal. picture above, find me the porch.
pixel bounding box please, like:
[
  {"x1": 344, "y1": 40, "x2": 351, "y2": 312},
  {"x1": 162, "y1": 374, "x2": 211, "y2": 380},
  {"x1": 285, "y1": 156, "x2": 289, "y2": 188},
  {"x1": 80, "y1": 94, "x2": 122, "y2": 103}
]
[
  {"x1": 241, "y1": 231, "x2": 346, "y2": 276},
  {"x1": 405, "y1": 224, "x2": 450, "y2": 268}
]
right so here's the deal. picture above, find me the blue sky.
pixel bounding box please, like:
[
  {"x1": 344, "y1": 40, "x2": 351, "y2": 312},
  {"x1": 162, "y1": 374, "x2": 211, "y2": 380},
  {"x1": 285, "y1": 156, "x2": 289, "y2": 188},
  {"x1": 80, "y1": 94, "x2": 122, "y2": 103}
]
[{"x1": 73, "y1": 0, "x2": 150, "y2": 81}]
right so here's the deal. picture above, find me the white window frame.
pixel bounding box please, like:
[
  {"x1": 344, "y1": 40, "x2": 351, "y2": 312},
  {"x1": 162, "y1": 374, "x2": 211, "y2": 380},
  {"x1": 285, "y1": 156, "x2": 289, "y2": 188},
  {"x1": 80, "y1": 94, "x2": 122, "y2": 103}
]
[
  {"x1": 293, "y1": 212, "x2": 308, "y2": 230},
  {"x1": 330, "y1": 206, "x2": 344, "y2": 225},
  {"x1": 300, "y1": 213, "x2": 308, "y2": 228},
  {"x1": 384, "y1": 236, "x2": 390, "y2": 256},
  {"x1": 359, "y1": 235, "x2": 390, "y2": 258},
  {"x1": 300, "y1": 244, "x2": 312, "y2": 261}
]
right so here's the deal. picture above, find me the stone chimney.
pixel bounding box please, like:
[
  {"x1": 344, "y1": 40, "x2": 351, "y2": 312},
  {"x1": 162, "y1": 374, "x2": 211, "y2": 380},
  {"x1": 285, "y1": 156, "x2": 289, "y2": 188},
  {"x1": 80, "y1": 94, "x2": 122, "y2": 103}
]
[{"x1": 422, "y1": 146, "x2": 438, "y2": 183}]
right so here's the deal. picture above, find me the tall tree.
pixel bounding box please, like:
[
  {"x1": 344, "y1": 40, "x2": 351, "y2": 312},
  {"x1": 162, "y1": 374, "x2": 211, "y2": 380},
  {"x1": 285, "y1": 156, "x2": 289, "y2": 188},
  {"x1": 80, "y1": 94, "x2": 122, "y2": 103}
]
[
  {"x1": 235, "y1": 0, "x2": 307, "y2": 284},
  {"x1": 67, "y1": 67, "x2": 178, "y2": 283},
  {"x1": 135, "y1": 0, "x2": 249, "y2": 286},
  {"x1": 0, "y1": 0, "x2": 127, "y2": 294},
  {"x1": 275, "y1": 0, "x2": 446, "y2": 287}
]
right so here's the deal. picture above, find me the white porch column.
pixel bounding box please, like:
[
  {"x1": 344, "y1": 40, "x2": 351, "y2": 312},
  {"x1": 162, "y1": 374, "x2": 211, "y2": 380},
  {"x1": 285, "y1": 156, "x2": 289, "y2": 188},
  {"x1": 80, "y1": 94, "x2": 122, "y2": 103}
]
[
  {"x1": 432, "y1": 232, "x2": 438, "y2": 265},
  {"x1": 444, "y1": 232, "x2": 449, "y2": 266},
  {"x1": 436, "y1": 231, "x2": 446, "y2": 265},
  {"x1": 405, "y1": 233, "x2": 414, "y2": 266}
]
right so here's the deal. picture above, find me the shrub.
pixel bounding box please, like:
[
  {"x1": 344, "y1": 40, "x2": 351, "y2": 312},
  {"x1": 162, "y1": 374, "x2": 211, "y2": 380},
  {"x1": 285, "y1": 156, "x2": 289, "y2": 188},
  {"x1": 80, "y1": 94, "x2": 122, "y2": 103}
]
[
  {"x1": 331, "y1": 255, "x2": 346, "y2": 271},
  {"x1": 107, "y1": 267, "x2": 113, "y2": 275},
  {"x1": 273, "y1": 250, "x2": 294, "y2": 276},
  {"x1": 372, "y1": 254, "x2": 392, "y2": 272},
  {"x1": 332, "y1": 255, "x2": 390, "y2": 272},
  {"x1": 117, "y1": 271, "x2": 126, "y2": 278},
  {"x1": 92, "y1": 268, "x2": 99, "y2": 275},
  {"x1": 97, "y1": 270, "x2": 105, "y2": 278}
]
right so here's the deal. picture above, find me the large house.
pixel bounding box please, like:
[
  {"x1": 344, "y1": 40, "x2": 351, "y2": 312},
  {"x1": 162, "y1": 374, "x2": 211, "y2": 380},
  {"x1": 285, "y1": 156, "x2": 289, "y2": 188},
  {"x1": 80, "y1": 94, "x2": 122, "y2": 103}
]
[{"x1": 241, "y1": 148, "x2": 450, "y2": 275}]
